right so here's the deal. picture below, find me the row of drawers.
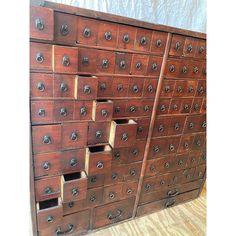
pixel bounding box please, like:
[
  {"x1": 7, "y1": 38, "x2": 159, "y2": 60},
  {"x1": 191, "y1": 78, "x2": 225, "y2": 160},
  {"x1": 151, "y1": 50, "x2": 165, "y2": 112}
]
[
  {"x1": 31, "y1": 6, "x2": 206, "y2": 59},
  {"x1": 37, "y1": 197, "x2": 135, "y2": 236},
  {"x1": 34, "y1": 140, "x2": 146, "y2": 178},
  {"x1": 153, "y1": 114, "x2": 206, "y2": 138},
  {"x1": 35, "y1": 161, "x2": 142, "y2": 202}
]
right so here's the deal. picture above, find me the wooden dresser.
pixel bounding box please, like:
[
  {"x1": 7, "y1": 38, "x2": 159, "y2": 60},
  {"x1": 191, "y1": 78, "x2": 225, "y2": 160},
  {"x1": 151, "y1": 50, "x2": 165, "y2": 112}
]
[{"x1": 30, "y1": 1, "x2": 206, "y2": 235}]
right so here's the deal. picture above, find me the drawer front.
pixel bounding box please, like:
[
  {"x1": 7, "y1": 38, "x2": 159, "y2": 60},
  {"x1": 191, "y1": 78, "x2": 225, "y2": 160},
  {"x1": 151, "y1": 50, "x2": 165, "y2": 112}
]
[
  {"x1": 77, "y1": 76, "x2": 98, "y2": 100},
  {"x1": 113, "y1": 100, "x2": 127, "y2": 118},
  {"x1": 112, "y1": 78, "x2": 129, "y2": 98},
  {"x1": 146, "y1": 56, "x2": 162, "y2": 76},
  {"x1": 169, "y1": 34, "x2": 185, "y2": 57},
  {"x1": 92, "y1": 197, "x2": 135, "y2": 229},
  {"x1": 124, "y1": 162, "x2": 142, "y2": 182},
  {"x1": 134, "y1": 28, "x2": 152, "y2": 52},
  {"x1": 128, "y1": 78, "x2": 144, "y2": 97},
  {"x1": 53, "y1": 101, "x2": 74, "y2": 122},
  {"x1": 168, "y1": 115, "x2": 186, "y2": 136},
  {"x1": 196, "y1": 80, "x2": 206, "y2": 97},
  {"x1": 32, "y1": 125, "x2": 61, "y2": 154},
  {"x1": 92, "y1": 100, "x2": 113, "y2": 121},
  {"x1": 78, "y1": 47, "x2": 97, "y2": 73},
  {"x1": 126, "y1": 140, "x2": 146, "y2": 163},
  {"x1": 35, "y1": 177, "x2": 60, "y2": 201},
  {"x1": 143, "y1": 79, "x2": 158, "y2": 98},
  {"x1": 54, "y1": 12, "x2": 77, "y2": 44},
  {"x1": 131, "y1": 54, "x2": 149, "y2": 75},
  {"x1": 173, "y1": 81, "x2": 187, "y2": 97},
  {"x1": 161, "y1": 80, "x2": 175, "y2": 98},
  {"x1": 122, "y1": 181, "x2": 138, "y2": 197},
  {"x1": 88, "y1": 174, "x2": 105, "y2": 189},
  {"x1": 112, "y1": 147, "x2": 128, "y2": 164},
  {"x1": 187, "y1": 151, "x2": 201, "y2": 168},
  {"x1": 192, "y1": 133, "x2": 206, "y2": 151},
  {"x1": 183, "y1": 37, "x2": 197, "y2": 57},
  {"x1": 134, "y1": 118, "x2": 150, "y2": 140},
  {"x1": 97, "y1": 50, "x2": 115, "y2": 74},
  {"x1": 191, "y1": 98, "x2": 203, "y2": 114},
  {"x1": 165, "y1": 59, "x2": 181, "y2": 78},
  {"x1": 115, "y1": 52, "x2": 132, "y2": 74},
  {"x1": 157, "y1": 99, "x2": 171, "y2": 115},
  {"x1": 74, "y1": 101, "x2": 93, "y2": 121},
  {"x1": 117, "y1": 25, "x2": 136, "y2": 50},
  {"x1": 97, "y1": 76, "x2": 113, "y2": 98},
  {"x1": 30, "y1": 42, "x2": 52, "y2": 71},
  {"x1": 150, "y1": 31, "x2": 168, "y2": 55},
  {"x1": 178, "y1": 135, "x2": 195, "y2": 153},
  {"x1": 195, "y1": 40, "x2": 206, "y2": 59},
  {"x1": 85, "y1": 187, "x2": 104, "y2": 208},
  {"x1": 30, "y1": 6, "x2": 54, "y2": 40},
  {"x1": 53, "y1": 46, "x2": 78, "y2": 73},
  {"x1": 153, "y1": 116, "x2": 171, "y2": 137},
  {"x1": 103, "y1": 183, "x2": 124, "y2": 204},
  {"x1": 169, "y1": 99, "x2": 182, "y2": 114}
]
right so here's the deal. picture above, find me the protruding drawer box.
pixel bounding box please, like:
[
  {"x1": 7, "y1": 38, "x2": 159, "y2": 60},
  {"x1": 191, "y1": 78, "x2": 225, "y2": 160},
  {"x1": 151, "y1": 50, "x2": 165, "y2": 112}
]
[
  {"x1": 37, "y1": 198, "x2": 63, "y2": 231},
  {"x1": 30, "y1": 42, "x2": 52, "y2": 71},
  {"x1": 109, "y1": 119, "x2": 137, "y2": 148},
  {"x1": 85, "y1": 145, "x2": 112, "y2": 175},
  {"x1": 92, "y1": 100, "x2": 113, "y2": 121},
  {"x1": 61, "y1": 171, "x2": 87, "y2": 202},
  {"x1": 134, "y1": 118, "x2": 150, "y2": 140},
  {"x1": 30, "y1": 6, "x2": 54, "y2": 41},
  {"x1": 35, "y1": 176, "x2": 61, "y2": 201},
  {"x1": 77, "y1": 76, "x2": 98, "y2": 100},
  {"x1": 92, "y1": 197, "x2": 135, "y2": 229}
]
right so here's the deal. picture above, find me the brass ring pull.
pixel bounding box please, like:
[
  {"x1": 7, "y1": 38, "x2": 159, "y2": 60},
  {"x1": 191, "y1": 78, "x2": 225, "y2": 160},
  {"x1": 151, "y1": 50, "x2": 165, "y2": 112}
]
[
  {"x1": 38, "y1": 108, "x2": 45, "y2": 116},
  {"x1": 119, "y1": 60, "x2": 126, "y2": 69},
  {"x1": 165, "y1": 199, "x2": 176, "y2": 208},
  {"x1": 83, "y1": 27, "x2": 91, "y2": 38},
  {"x1": 187, "y1": 44, "x2": 193, "y2": 52},
  {"x1": 35, "y1": 18, "x2": 44, "y2": 30},
  {"x1": 70, "y1": 158, "x2": 78, "y2": 167},
  {"x1": 62, "y1": 55, "x2": 70, "y2": 66},
  {"x1": 123, "y1": 34, "x2": 129, "y2": 43},
  {"x1": 80, "y1": 107, "x2": 87, "y2": 116},
  {"x1": 43, "y1": 135, "x2": 51, "y2": 144},
  {"x1": 104, "y1": 31, "x2": 112, "y2": 40},
  {"x1": 43, "y1": 161, "x2": 50, "y2": 170},
  {"x1": 100, "y1": 83, "x2": 106, "y2": 91},
  {"x1": 140, "y1": 36, "x2": 147, "y2": 45},
  {"x1": 60, "y1": 24, "x2": 69, "y2": 36},
  {"x1": 60, "y1": 108, "x2": 67, "y2": 116},
  {"x1": 167, "y1": 189, "x2": 179, "y2": 197},
  {"x1": 175, "y1": 42, "x2": 181, "y2": 50},
  {"x1": 156, "y1": 39, "x2": 162, "y2": 47},
  {"x1": 107, "y1": 209, "x2": 122, "y2": 220},
  {"x1": 96, "y1": 161, "x2": 104, "y2": 169},
  {"x1": 55, "y1": 224, "x2": 74, "y2": 235},
  {"x1": 169, "y1": 65, "x2": 175, "y2": 73},
  {"x1": 36, "y1": 52, "x2": 44, "y2": 63},
  {"x1": 60, "y1": 83, "x2": 68, "y2": 92},
  {"x1": 37, "y1": 82, "x2": 45, "y2": 91},
  {"x1": 70, "y1": 132, "x2": 78, "y2": 141}
]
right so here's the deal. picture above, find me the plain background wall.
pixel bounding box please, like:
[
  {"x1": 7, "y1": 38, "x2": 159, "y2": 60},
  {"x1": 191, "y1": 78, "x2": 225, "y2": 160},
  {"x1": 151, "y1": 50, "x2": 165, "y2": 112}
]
[{"x1": 50, "y1": 0, "x2": 206, "y2": 33}]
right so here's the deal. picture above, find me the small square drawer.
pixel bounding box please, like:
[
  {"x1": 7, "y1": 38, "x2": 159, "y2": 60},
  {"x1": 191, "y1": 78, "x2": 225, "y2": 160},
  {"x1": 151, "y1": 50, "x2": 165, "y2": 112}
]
[
  {"x1": 87, "y1": 121, "x2": 111, "y2": 145},
  {"x1": 37, "y1": 198, "x2": 63, "y2": 231},
  {"x1": 168, "y1": 115, "x2": 186, "y2": 136},
  {"x1": 134, "y1": 28, "x2": 152, "y2": 52},
  {"x1": 32, "y1": 125, "x2": 61, "y2": 154},
  {"x1": 134, "y1": 118, "x2": 150, "y2": 140},
  {"x1": 161, "y1": 80, "x2": 175, "y2": 98},
  {"x1": 53, "y1": 101, "x2": 74, "y2": 122},
  {"x1": 61, "y1": 171, "x2": 87, "y2": 202},
  {"x1": 169, "y1": 99, "x2": 182, "y2": 114},
  {"x1": 54, "y1": 12, "x2": 77, "y2": 44},
  {"x1": 183, "y1": 37, "x2": 197, "y2": 57},
  {"x1": 178, "y1": 135, "x2": 195, "y2": 153},
  {"x1": 74, "y1": 101, "x2": 93, "y2": 121},
  {"x1": 201, "y1": 98, "x2": 207, "y2": 113},
  {"x1": 157, "y1": 98, "x2": 171, "y2": 115},
  {"x1": 143, "y1": 79, "x2": 158, "y2": 98},
  {"x1": 141, "y1": 177, "x2": 157, "y2": 194},
  {"x1": 128, "y1": 78, "x2": 144, "y2": 97},
  {"x1": 88, "y1": 174, "x2": 105, "y2": 189},
  {"x1": 77, "y1": 16, "x2": 98, "y2": 45},
  {"x1": 180, "y1": 98, "x2": 193, "y2": 114},
  {"x1": 62, "y1": 199, "x2": 85, "y2": 216},
  {"x1": 112, "y1": 100, "x2": 127, "y2": 118},
  {"x1": 78, "y1": 47, "x2": 97, "y2": 73},
  {"x1": 185, "y1": 80, "x2": 198, "y2": 97},
  {"x1": 179, "y1": 60, "x2": 192, "y2": 78},
  {"x1": 117, "y1": 25, "x2": 136, "y2": 50},
  {"x1": 196, "y1": 80, "x2": 206, "y2": 97},
  {"x1": 112, "y1": 147, "x2": 128, "y2": 164},
  {"x1": 195, "y1": 39, "x2": 206, "y2": 59},
  {"x1": 35, "y1": 176, "x2": 60, "y2": 201},
  {"x1": 85, "y1": 187, "x2": 104, "y2": 208},
  {"x1": 103, "y1": 183, "x2": 123, "y2": 204},
  {"x1": 92, "y1": 197, "x2": 135, "y2": 229},
  {"x1": 53, "y1": 74, "x2": 76, "y2": 99},
  {"x1": 77, "y1": 76, "x2": 98, "y2": 100},
  {"x1": 165, "y1": 59, "x2": 181, "y2": 78},
  {"x1": 191, "y1": 98, "x2": 203, "y2": 114},
  {"x1": 192, "y1": 133, "x2": 206, "y2": 151},
  {"x1": 124, "y1": 162, "x2": 142, "y2": 182},
  {"x1": 97, "y1": 50, "x2": 115, "y2": 73},
  {"x1": 146, "y1": 56, "x2": 162, "y2": 76},
  {"x1": 148, "y1": 138, "x2": 169, "y2": 159},
  {"x1": 194, "y1": 164, "x2": 206, "y2": 180},
  {"x1": 30, "y1": 73, "x2": 53, "y2": 98},
  {"x1": 183, "y1": 115, "x2": 201, "y2": 134},
  {"x1": 122, "y1": 181, "x2": 138, "y2": 197},
  {"x1": 150, "y1": 31, "x2": 168, "y2": 55},
  {"x1": 30, "y1": 42, "x2": 52, "y2": 71},
  {"x1": 97, "y1": 76, "x2": 113, "y2": 98},
  {"x1": 173, "y1": 81, "x2": 187, "y2": 97},
  {"x1": 85, "y1": 145, "x2": 112, "y2": 175},
  {"x1": 115, "y1": 52, "x2": 132, "y2": 74},
  {"x1": 169, "y1": 34, "x2": 185, "y2": 57},
  {"x1": 141, "y1": 99, "x2": 154, "y2": 116},
  {"x1": 61, "y1": 122, "x2": 88, "y2": 150},
  {"x1": 187, "y1": 151, "x2": 201, "y2": 168},
  {"x1": 199, "y1": 150, "x2": 206, "y2": 165},
  {"x1": 53, "y1": 45, "x2": 78, "y2": 73},
  {"x1": 92, "y1": 100, "x2": 113, "y2": 121},
  {"x1": 104, "y1": 166, "x2": 125, "y2": 186},
  {"x1": 126, "y1": 140, "x2": 146, "y2": 163},
  {"x1": 131, "y1": 54, "x2": 149, "y2": 75},
  {"x1": 30, "y1": 6, "x2": 54, "y2": 41},
  {"x1": 145, "y1": 159, "x2": 158, "y2": 178},
  {"x1": 112, "y1": 77, "x2": 129, "y2": 97},
  {"x1": 97, "y1": 21, "x2": 118, "y2": 48},
  {"x1": 31, "y1": 101, "x2": 54, "y2": 124},
  {"x1": 189, "y1": 60, "x2": 203, "y2": 78},
  {"x1": 153, "y1": 116, "x2": 171, "y2": 137},
  {"x1": 109, "y1": 119, "x2": 137, "y2": 148}
]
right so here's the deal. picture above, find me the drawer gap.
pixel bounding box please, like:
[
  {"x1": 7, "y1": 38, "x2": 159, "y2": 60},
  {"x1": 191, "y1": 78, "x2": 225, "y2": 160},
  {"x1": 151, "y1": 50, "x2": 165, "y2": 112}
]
[
  {"x1": 63, "y1": 172, "x2": 84, "y2": 181},
  {"x1": 38, "y1": 198, "x2": 60, "y2": 210},
  {"x1": 88, "y1": 145, "x2": 111, "y2": 153},
  {"x1": 115, "y1": 119, "x2": 135, "y2": 124}
]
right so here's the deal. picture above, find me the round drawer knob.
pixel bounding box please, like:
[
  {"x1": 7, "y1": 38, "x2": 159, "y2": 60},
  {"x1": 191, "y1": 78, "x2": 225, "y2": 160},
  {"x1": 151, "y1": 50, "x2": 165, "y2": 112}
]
[
  {"x1": 140, "y1": 36, "x2": 147, "y2": 45},
  {"x1": 137, "y1": 126, "x2": 143, "y2": 133},
  {"x1": 189, "y1": 122, "x2": 194, "y2": 129},
  {"x1": 193, "y1": 67, "x2": 199, "y2": 74},
  {"x1": 177, "y1": 86, "x2": 183, "y2": 93},
  {"x1": 130, "y1": 169, "x2": 136, "y2": 176},
  {"x1": 38, "y1": 108, "x2": 45, "y2": 116},
  {"x1": 132, "y1": 149, "x2": 139, "y2": 156},
  {"x1": 159, "y1": 124, "x2": 164, "y2": 133},
  {"x1": 95, "y1": 131, "x2": 102, "y2": 139},
  {"x1": 60, "y1": 83, "x2": 68, "y2": 92},
  {"x1": 184, "y1": 142, "x2": 189, "y2": 149},
  {"x1": 144, "y1": 105, "x2": 150, "y2": 112},
  {"x1": 175, "y1": 41, "x2": 181, "y2": 50},
  {"x1": 127, "y1": 188, "x2": 132, "y2": 194},
  {"x1": 173, "y1": 104, "x2": 178, "y2": 111},
  {"x1": 44, "y1": 187, "x2": 52, "y2": 194},
  {"x1": 60, "y1": 24, "x2": 69, "y2": 36},
  {"x1": 62, "y1": 55, "x2": 70, "y2": 66},
  {"x1": 196, "y1": 140, "x2": 201, "y2": 146},
  {"x1": 165, "y1": 85, "x2": 171, "y2": 93},
  {"x1": 148, "y1": 85, "x2": 153, "y2": 93},
  {"x1": 35, "y1": 18, "x2": 44, "y2": 30},
  {"x1": 117, "y1": 84, "x2": 123, "y2": 92},
  {"x1": 114, "y1": 152, "x2": 120, "y2": 160},
  {"x1": 152, "y1": 63, "x2": 158, "y2": 71},
  {"x1": 156, "y1": 39, "x2": 162, "y2": 47},
  {"x1": 160, "y1": 105, "x2": 166, "y2": 112},
  {"x1": 80, "y1": 107, "x2": 87, "y2": 116},
  {"x1": 198, "y1": 86, "x2": 204, "y2": 94},
  {"x1": 43, "y1": 161, "x2": 50, "y2": 170},
  {"x1": 115, "y1": 106, "x2": 121, "y2": 113},
  {"x1": 165, "y1": 162, "x2": 170, "y2": 169},
  {"x1": 133, "y1": 85, "x2": 139, "y2": 93},
  {"x1": 202, "y1": 121, "x2": 206, "y2": 128},
  {"x1": 68, "y1": 202, "x2": 74, "y2": 208},
  {"x1": 198, "y1": 171, "x2": 203, "y2": 177},
  {"x1": 178, "y1": 160, "x2": 183, "y2": 166},
  {"x1": 47, "y1": 215, "x2": 54, "y2": 223},
  {"x1": 153, "y1": 146, "x2": 159, "y2": 153},
  {"x1": 184, "y1": 104, "x2": 189, "y2": 111},
  {"x1": 160, "y1": 180, "x2": 165, "y2": 185},
  {"x1": 169, "y1": 65, "x2": 175, "y2": 73},
  {"x1": 96, "y1": 161, "x2": 104, "y2": 169},
  {"x1": 83, "y1": 27, "x2": 91, "y2": 38},
  {"x1": 100, "y1": 83, "x2": 106, "y2": 91},
  {"x1": 182, "y1": 66, "x2": 188, "y2": 73},
  {"x1": 35, "y1": 52, "x2": 44, "y2": 63},
  {"x1": 187, "y1": 44, "x2": 193, "y2": 52},
  {"x1": 37, "y1": 82, "x2": 45, "y2": 91},
  {"x1": 102, "y1": 59, "x2": 109, "y2": 68},
  {"x1": 101, "y1": 109, "x2": 108, "y2": 117},
  {"x1": 123, "y1": 34, "x2": 129, "y2": 43},
  {"x1": 194, "y1": 104, "x2": 200, "y2": 111},
  {"x1": 145, "y1": 184, "x2": 151, "y2": 191},
  {"x1": 188, "y1": 86, "x2": 194, "y2": 93},
  {"x1": 169, "y1": 144, "x2": 175, "y2": 151},
  {"x1": 60, "y1": 108, "x2": 67, "y2": 116},
  {"x1": 71, "y1": 132, "x2": 78, "y2": 141},
  {"x1": 199, "y1": 46, "x2": 205, "y2": 54},
  {"x1": 136, "y1": 62, "x2": 142, "y2": 70},
  {"x1": 70, "y1": 158, "x2": 78, "y2": 167},
  {"x1": 104, "y1": 31, "x2": 112, "y2": 40},
  {"x1": 90, "y1": 195, "x2": 96, "y2": 202},
  {"x1": 112, "y1": 173, "x2": 117, "y2": 180},
  {"x1": 72, "y1": 188, "x2": 79, "y2": 196},
  {"x1": 150, "y1": 165, "x2": 155, "y2": 172},
  {"x1": 121, "y1": 133, "x2": 128, "y2": 141},
  {"x1": 43, "y1": 135, "x2": 51, "y2": 144},
  {"x1": 191, "y1": 157, "x2": 196, "y2": 163},
  {"x1": 174, "y1": 123, "x2": 180, "y2": 130},
  {"x1": 82, "y1": 57, "x2": 89, "y2": 65},
  {"x1": 84, "y1": 85, "x2": 91, "y2": 94},
  {"x1": 119, "y1": 60, "x2": 126, "y2": 69},
  {"x1": 109, "y1": 192, "x2": 115, "y2": 199},
  {"x1": 129, "y1": 106, "x2": 136, "y2": 112},
  {"x1": 90, "y1": 176, "x2": 97, "y2": 183}
]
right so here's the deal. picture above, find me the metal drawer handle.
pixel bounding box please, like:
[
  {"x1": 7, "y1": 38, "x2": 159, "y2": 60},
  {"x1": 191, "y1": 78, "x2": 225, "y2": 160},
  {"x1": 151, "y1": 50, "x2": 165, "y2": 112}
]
[
  {"x1": 160, "y1": 180, "x2": 165, "y2": 186},
  {"x1": 165, "y1": 162, "x2": 170, "y2": 169},
  {"x1": 184, "y1": 104, "x2": 190, "y2": 110},
  {"x1": 165, "y1": 200, "x2": 176, "y2": 208},
  {"x1": 90, "y1": 176, "x2": 97, "y2": 183},
  {"x1": 95, "y1": 131, "x2": 102, "y2": 139},
  {"x1": 36, "y1": 52, "x2": 44, "y2": 63},
  {"x1": 196, "y1": 140, "x2": 201, "y2": 146},
  {"x1": 137, "y1": 126, "x2": 143, "y2": 133},
  {"x1": 194, "y1": 104, "x2": 200, "y2": 111},
  {"x1": 115, "y1": 107, "x2": 121, "y2": 113},
  {"x1": 83, "y1": 27, "x2": 91, "y2": 38},
  {"x1": 62, "y1": 55, "x2": 70, "y2": 66},
  {"x1": 43, "y1": 135, "x2": 51, "y2": 144},
  {"x1": 101, "y1": 109, "x2": 108, "y2": 117},
  {"x1": 132, "y1": 148, "x2": 139, "y2": 156},
  {"x1": 80, "y1": 107, "x2": 87, "y2": 116},
  {"x1": 184, "y1": 142, "x2": 189, "y2": 149},
  {"x1": 114, "y1": 152, "x2": 120, "y2": 160},
  {"x1": 169, "y1": 144, "x2": 175, "y2": 151},
  {"x1": 129, "y1": 106, "x2": 136, "y2": 112},
  {"x1": 55, "y1": 224, "x2": 74, "y2": 235},
  {"x1": 71, "y1": 132, "x2": 78, "y2": 141},
  {"x1": 202, "y1": 121, "x2": 206, "y2": 128},
  {"x1": 156, "y1": 39, "x2": 162, "y2": 47},
  {"x1": 160, "y1": 105, "x2": 166, "y2": 111},
  {"x1": 67, "y1": 202, "x2": 74, "y2": 208},
  {"x1": 123, "y1": 34, "x2": 129, "y2": 43},
  {"x1": 182, "y1": 66, "x2": 188, "y2": 73},
  {"x1": 104, "y1": 31, "x2": 112, "y2": 40},
  {"x1": 150, "y1": 165, "x2": 155, "y2": 171},
  {"x1": 119, "y1": 60, "x2": 126, "y2": 69},
  {"x1": 47, "y1": 215, "x2": 54, "y2": 223},
  {"x1": 72, "y1": 188, "x2": 79, "y2": 196},
  {"x1": 60, "y1": 108, "x2": 67, "y2": 116},
  {"x1": 167, "y1": 189, "x2": 179, "y2": 197},
  {"x1": 175, "y1": 41, "x2": 181, "y2": 50},
  {"x1": 100, "y1": 83, "x2": 106, "y2": 91},
  {"x1": 44, "y1": 187, "x2": 53, "y2": 194},
  {"x1": 165, "y1": 85, "x2": 171, "y2": 93},
  {"x1": 174, "y1": 123, "x2": 180, "y2": 130},
  {"x1": 112, "y1": 173, "x2": 117, "y2": 180},
  {"x1": 189, "y1": 122, "x2": 194, "y2": 129},
  {"x1": 140, "y1": 36, "x2": 147, "y2": 45},
  {"x1": 43, "y1": 161, "x2": 50, "y2": 170},
  {"x1": 60, "y1": 83, "x2": 68, "y2": 92},
  {"x1": 90, "y1": 195, "x2": 96, "y2": 202},
  {"x1": 173, "y1": 104, "x2": 178, "y2": 111},
  {"x1": 38, "y1": 108, "x2": 45, "y2": 116},
  {"x1": 148, "y1": 85, "x2": 153, "y2": 92},
  {"x1": 198, "y1": 171, "x2": 203, "y2": 178},
  {"x1": 133, "y1": 85, "x2": 139, "y2": 93},
  {"x1": 82, "y1": 57, "x2": 89, "y2": 65},
  {"x1": 37, "y1": 82, "x2": 45, "y2": 91},
  {"x1": 121, "y1": 133, "x2": 128, "y2": 141},
  {"x1": 188, "y1": 86, "x2": 194, "y2": 93},
  {"x1": 187, "y1": 44, "x2": 193, "y2": 52},
  {"x1": 70, "y1": 158, "x2": 78, "y2": 167},
  {"x1": 144, "y1": 105, "x2": 150, "y2": 112},
  {"x1": 96, "y1": 161, "x2": 104, "y2": 169},
  {"x1": 107, "y1": 209, "x2": 122, "y2": 220},
  {"x1": 109, "y1": 192, "x2": 115, "y2": 199},
  {"x1": 152, "y1": 63, "x2": 158, "y2": 71},
  {"x1": 60, "y1": 24, "x2": 69, "y2": 36},
  {"x1": 153, "y1": 146, "x2": 159, "y2": 153},
  {"x1": 136, "y1": 62, "x2": 142, "y2": 70},
  {"x1": 145, "y1": 183, "x2": 151, "y2": 191},
  {"x1": 35, "y1": 18, "x2": 44, "y2": 30},
  {"x1": 169, "y1": 65, "x2": 175, "y2": 73},
  {"x1": 159, "y1": 124, "x2": 164, "y2": 132},
  {"x1": 199, "y1": 46, "x2": 205, "y2": 53},
  {"x1": 84, "y1": 85, "x2": 91, "y2": 94},
  {"x1": 178, "y1": 160, "x2": 183, "y2": 166},
  {"x1": 130, "y1": 169, "x2": 136, "y2": 176},
  {"x1": 198, "y1": 86, "x2": 204, "y2": 94},
  {"x1": 127, "y1": 188, "x2": 132, "y2": 194},
  {"x1": 117, "y1": 84, "x2": 123, "y2": 92},
  {"x1": 193, "y1": 66, "x2": 199, "y2": 74},
  {"x1": 102, "y1": 59, "x2": 109, "y2": 68},
  {"x1": 177, "y1": 86, "x2": 183, "y2": 93}
]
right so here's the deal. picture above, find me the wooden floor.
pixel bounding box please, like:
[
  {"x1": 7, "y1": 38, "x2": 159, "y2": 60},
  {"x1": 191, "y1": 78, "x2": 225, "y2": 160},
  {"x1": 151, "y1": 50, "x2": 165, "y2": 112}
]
[{"x1": 89, "y1": 187, "x2": 206, "y2": 236}]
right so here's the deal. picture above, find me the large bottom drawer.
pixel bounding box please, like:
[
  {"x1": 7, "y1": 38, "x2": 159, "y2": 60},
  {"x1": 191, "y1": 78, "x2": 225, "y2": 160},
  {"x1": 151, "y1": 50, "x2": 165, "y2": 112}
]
[{"x1": 136, "y1": 189, "x2": 199, "y2": 217}]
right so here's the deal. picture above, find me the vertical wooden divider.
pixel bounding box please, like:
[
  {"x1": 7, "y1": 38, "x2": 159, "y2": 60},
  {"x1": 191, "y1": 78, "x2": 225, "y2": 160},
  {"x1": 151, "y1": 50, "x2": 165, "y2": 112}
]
[{"x1": 132, "y1": 33, "x2": 172, "y2": 217}]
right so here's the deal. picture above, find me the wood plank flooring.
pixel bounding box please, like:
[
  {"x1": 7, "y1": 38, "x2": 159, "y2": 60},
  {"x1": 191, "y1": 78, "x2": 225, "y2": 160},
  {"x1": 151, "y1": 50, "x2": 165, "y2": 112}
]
[{"x1": 89, "y1": 187, "x2": 206, "y2": 236}]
